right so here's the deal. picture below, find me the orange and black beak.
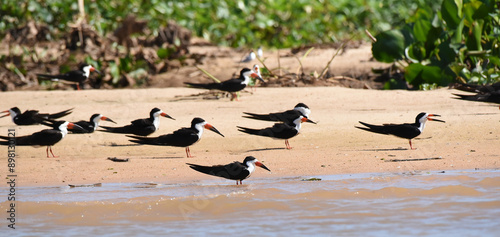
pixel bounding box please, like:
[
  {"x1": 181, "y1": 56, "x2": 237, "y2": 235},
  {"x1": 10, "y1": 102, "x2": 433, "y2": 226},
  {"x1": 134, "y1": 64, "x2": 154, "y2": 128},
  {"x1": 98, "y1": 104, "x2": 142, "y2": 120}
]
[
  {"x1": 256, "y1": 161, "x2": 271, "y2": 172},
  {"x1": 0, "y1": 110, "x2": 10, "y2": 118},
  {"x1": 161, "y1": 112, "x2": 175, "y2": 120},
  {"x1": 101, "y1": 116, "x2": 117, "y2": 124},
  {"x1": 427, "y1": 114, "x2": 445, "y2": 123},
  {"x1": 67, "y1": 122, "x2": 85, "y2": 132},
  {"x1": 204, "y1": 123, "x2": 225, "y2": 137},
  {"x1": 90, "y1": 66, "x2": 102, "y2": 75},
  {"x1": 251, "y1": 72, "x2": 265, "y2": 83},
  {"x1": 301, "y1": 116, "x2": 317, "y2": 124}
]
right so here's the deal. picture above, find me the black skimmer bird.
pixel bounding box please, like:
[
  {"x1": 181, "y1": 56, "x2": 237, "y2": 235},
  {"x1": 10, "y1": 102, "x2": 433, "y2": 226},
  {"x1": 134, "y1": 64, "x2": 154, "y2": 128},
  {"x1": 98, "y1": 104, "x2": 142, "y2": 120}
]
[
  {"x1": 248, "y1": 64, "x2": 264, "y2": 92},
  {"x1": 70, "y1": 114, "x2": 116, "y2": 133},
  {"x1": 184, "y1": 68, "x2": 264, "y2": 101},
  {"x1": 37, "y1": 63, "x2": 100, "y2": 90},
  {"x1": 1, "y1": 107, "x2": 73, "y2": 125},
  {"x1": 187, "y1": 156, "x2": 270, "y2": 185},
  {"x1": 237, "y1": 115, "x2": 313, "y2": 149},
  {"x1": 452, "y1": 82, "x2": 500, "y2": 106},
  {"x1": 355, "y1": 112, "x2": 445, "y2": 150},
  {"x1": 243, "y1": 103, "x2": 316, "y2": 124},
  {"x1": 0, "y1": 120, "x2": 83, "y2": 158},
  {"x1": 127, "y1": 117, "x2": 224, "y2": 157},
  {"x1": 100, "y1": 108, "x2": 174, "y2": 136}
]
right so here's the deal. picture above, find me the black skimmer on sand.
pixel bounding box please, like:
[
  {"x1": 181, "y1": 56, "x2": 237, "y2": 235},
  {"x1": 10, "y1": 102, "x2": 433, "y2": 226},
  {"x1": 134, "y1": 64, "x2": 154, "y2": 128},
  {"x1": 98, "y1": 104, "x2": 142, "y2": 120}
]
[
  {"x1": 70, "y1": 114, "x2": 116, "y2": 133},
  {"x1": 0, "y1": 120, "x2": 83, "y2": 157},
  {"x1": 127, "y1": 117, "x2": 224, "y2": 157},
  {"x1": 452, "y1": 82, "x2": 500, "y2": 108},
  {"x1": 355, "y1": 112, "x2": 445, "y2": 150},
  {"x1": 184, "y1": 68, "x2": 264, "y2": 101},
  {"x1": 100, "y1": 108, "x2": 174, "y2": 136},
  {"x1": 1, "y1": 107, "x2": 73, "y2": 125},
  {"x1": 187, "y1": 156, "x2": 270, "y2": 185},
  {"x1": 243, "y1": 103, "x2": 316, "y2": 124},
  {"x1": 37, "y1": 63, "x2": 100, "y2": 90},
  {"x1": 237, "y1": 115, "x2": 313, "y2": 149}
]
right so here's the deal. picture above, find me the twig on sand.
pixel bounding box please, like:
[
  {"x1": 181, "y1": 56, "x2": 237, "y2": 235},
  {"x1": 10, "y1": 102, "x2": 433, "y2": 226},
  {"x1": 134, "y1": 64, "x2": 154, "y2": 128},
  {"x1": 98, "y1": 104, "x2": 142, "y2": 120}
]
[
  {"x1": 318, "y1": 41, "x2": 347, "y2": 79},
  {"x1": 195, "y1": 65, "x2": 221, "y2": 83},
  {"x1": 384, "y1": 157, "x2": 443, "y2": 162},
  {"x1": 254, "y1": 49, "x2": 277, "y2": 78}
]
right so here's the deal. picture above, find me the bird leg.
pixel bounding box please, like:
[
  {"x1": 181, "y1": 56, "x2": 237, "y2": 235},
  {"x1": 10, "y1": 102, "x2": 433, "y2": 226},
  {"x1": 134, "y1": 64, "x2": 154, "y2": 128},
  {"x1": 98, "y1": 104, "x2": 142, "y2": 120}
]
[
  {"x1": 185, "y1": 147, "x2": 193, "y2": 158},
  {"x1": 285, "y1": 140, "x2": 293, "y2": 149},
  {"x1": 47, "y1": 146, "x2": 59, "y2": 158},
  {"x1": 409, "y1": 140, "x2": 415, "y2": 150},
  {"x1": 230, "y1": 92, "x2": 239, "y2": 101}
]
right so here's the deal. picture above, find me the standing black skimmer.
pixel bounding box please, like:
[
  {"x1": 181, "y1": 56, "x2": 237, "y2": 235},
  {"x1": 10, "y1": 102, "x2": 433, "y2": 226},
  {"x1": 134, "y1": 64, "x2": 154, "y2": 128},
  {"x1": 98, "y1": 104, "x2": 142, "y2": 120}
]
[
  {"x1": 127, "y1": 117, "x2": 224, "y2": 157},
  {"x1": 1, "y1": 107, "x2": 73, "y2": 125},
  {"x1": 184, "y1": 68, "x2": 264, "y2": 101},
  {"x1": 0, "y1": 121, "x2": 83, "y2": 158},
  {"x1": 100, "y1": 108, "x2": 174, "y2": 136},
  {"x1": 70, "y1": 114, "x2": 116, "y2": 133},
  {"x1": 37, "y1": 63, "x2": 100, "y2": 90},
  {"x1": 237, "y1": 115, "x2": 313, "y2": 149},
  {"x1": 355, "y1": 112, "x2": 445, "y2": 150},
  {"x1": 243, "y1": 103, "x2": 316, "y2": 124},
  {"x1": 187, "y1": 156, "x2": 271, "y2": 185}
]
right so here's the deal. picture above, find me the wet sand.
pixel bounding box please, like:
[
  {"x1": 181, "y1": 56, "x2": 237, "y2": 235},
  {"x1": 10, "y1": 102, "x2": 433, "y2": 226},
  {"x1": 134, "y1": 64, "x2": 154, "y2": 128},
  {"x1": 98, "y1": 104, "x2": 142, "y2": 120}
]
[{"x1": 0, "y1": 87, "x2": 499, "y2": 187}]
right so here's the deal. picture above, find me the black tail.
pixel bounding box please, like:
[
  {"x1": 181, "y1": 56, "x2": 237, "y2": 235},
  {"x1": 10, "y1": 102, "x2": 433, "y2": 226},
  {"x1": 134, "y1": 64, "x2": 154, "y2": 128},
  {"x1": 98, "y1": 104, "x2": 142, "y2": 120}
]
[
  {"x1": 237, "y1": 126, "x2": 261, "y2": 135},
  {"x1": 126, "y1": 135, "x2": 156, "y2": 145},
  {"x1": 355, "y1": 121, "x2": 389, "y2": 135},
  {"x1": 186, "y1": 163, "x2": 214, "y2": 175},
  {"x1": 49, "y1": 108, "x2": 73, "y2": 119},
  {"x1": 452, "y1": 93, "x2": 476, "y2": 101},
  {"x1": 100, "y1": 126, "x2": 129, "y2": 134},
  {"x1": 36, "y1": 74, "x2": 61, "y2": 80},
  {"x1": 184, "y1": 82, "x2": 221, "y2": 90},
  {"x1": 242, "y1": 112, "x2": 273, "y2": 121}
]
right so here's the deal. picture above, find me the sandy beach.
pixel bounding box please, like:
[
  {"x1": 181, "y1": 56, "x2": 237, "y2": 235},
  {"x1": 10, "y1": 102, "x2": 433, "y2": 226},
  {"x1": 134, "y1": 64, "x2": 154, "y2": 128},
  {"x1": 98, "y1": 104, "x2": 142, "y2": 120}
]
[{"x1": 0, "y1": 86, "x2": 498, "y2": 187}]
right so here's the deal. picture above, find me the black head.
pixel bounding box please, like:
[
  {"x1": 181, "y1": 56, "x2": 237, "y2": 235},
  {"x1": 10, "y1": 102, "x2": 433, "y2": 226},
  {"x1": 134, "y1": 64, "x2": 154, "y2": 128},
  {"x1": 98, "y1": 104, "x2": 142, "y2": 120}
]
[
  {"x1": 243, "y1": 156, "x2": 257, "y2": 163},
  {"x1": 191, "y1": 117, "x2": 206, "y2": 127},
  {"x1": 239, "y1": 68, "x2": 253, "y2": 76},
  {"x1": 90, "y1": 114, "x2": 101, "y2": 121},
  {"x1": 10, "y1": 107, "x2": 21, "y2": 114},
  {"x1": 79, "y1": 63, "x2": 91, "y2": 70},
  {"x1": 150, "y1": 108, "x2": 162, "y2": 116},
  {"x1": 415, "y1": 113, "x2": 427, "y2": 123},
  {"x1": 294, "y1": 103, "x2": 309, "y2": 109}
]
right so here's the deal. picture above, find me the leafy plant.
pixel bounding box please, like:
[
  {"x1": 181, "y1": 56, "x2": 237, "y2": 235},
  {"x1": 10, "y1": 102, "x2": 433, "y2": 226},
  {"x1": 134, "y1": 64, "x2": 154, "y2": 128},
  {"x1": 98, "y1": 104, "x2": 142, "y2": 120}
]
[
  {"x1": 372, "y1": 0, "x2": 500, "y2": 89},
  {"x1": 2, "y1": 0, "x2": 442, "y2": 49}
]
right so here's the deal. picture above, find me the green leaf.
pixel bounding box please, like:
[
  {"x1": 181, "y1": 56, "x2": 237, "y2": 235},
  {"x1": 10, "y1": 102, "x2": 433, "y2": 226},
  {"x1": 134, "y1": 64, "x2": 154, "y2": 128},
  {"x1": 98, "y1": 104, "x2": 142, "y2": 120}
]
[
  {"x1": 414, "y1": 18, "x2": 432, "y2": 42},
  {"x1": 466, "y1": 19, "x2": 484, "y2": 51},
  {"x1": 157, "y1": 48, "x2": 169, "y2": 59},
  {"x1": 405, "y1": 63, "x2": 425, "y2": 86},
  {"x1": 441, "y1": 0, "x2": 462, "y2": 29},
  {"x1": 372, "y1": 30, "x2": 405, "y2": 63}
]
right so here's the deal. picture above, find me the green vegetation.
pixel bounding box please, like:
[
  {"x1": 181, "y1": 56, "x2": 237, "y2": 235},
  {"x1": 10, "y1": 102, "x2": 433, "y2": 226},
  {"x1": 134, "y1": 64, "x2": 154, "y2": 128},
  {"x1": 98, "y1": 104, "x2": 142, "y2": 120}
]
[
  {"x1": 2, "y1": 0, "x2": 442, "y2": 48},
  {"x1": 372, "y1": 0, "x2": 500, "y2": 89}
]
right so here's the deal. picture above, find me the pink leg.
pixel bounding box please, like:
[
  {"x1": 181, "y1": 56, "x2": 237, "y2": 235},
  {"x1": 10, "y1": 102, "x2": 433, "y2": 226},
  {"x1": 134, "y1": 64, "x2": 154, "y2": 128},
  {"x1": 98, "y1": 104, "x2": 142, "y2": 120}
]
[
  {"x1": 48, "y1": 146, "x2": 58, "y2": 158},
  {"x1": 285, "y1": 140, "x2": 292, "y2": 149},
  {"x1": 409, "y1": 140, "x2": 415, "y2": 150},
  {"x1": 186, "y1": 147, "x2": 193, "y2": 158}
]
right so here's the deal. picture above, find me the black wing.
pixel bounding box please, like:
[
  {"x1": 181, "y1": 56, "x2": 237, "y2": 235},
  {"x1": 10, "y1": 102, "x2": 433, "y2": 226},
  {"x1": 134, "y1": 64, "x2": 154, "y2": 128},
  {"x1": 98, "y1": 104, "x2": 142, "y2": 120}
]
[
  {"x1": 356, "y1": 121, "x2": 420, "y2": 139},
  {"x1": 187, "y1": 161, "x2": 249, "y2": 181}
]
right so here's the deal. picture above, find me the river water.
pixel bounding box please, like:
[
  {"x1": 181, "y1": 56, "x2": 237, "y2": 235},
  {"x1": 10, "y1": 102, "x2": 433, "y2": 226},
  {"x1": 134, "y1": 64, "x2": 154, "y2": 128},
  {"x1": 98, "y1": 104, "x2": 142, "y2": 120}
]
[{"x1": 1, "y1": 169, "x2": 499, "y2": 236}]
